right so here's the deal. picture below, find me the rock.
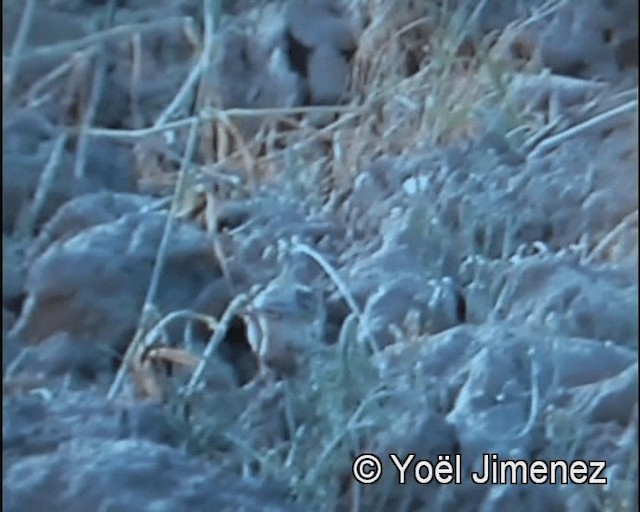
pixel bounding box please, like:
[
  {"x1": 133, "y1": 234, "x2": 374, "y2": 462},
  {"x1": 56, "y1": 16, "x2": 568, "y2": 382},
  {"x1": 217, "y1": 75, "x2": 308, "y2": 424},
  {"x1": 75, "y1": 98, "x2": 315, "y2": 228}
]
[
  {"x1": 2, "y1": 153, "x2": 88, "y2": 234},
  {"x1": 371, "y1": 322, "x2": 638, "y2": 511},
  {"x1": 2, "y1": 4, "x2": 87, "y2": 50},
  {"x1": 496, "y1": 255, "x2": 637, "y2": 345},
  {"x1": 569, "y1": 363, "x2": 638, "y2": 424},
  {"x1": 2, "y1": 235, "x2": 26, "y2": 313},
  {"x1": 27, "y1": 192, "x2": 153, "y2": 262},
  {"x1": 11, "y1": 212, "x2": 220, "y2": 355},
  {"x1": 2, "y1": 391, "x2": 181, "y2": 463},
  {"x1": 2, "y1": 140, "x2": 137, "y2": 235},
  {"x1": 286, "y1": 1, "x2": 356, "y2": 52},
  {"x1": 307, "y1": 44, "x2": 351, "y2": 105},
  {"x1": 2, "y1": 108, "x2": 55, "y2": 155},
  {"x1": 20, "y1": 332, "x2": 115, "y2": 381},
  {"x1": 360, "y1": 274, "x2": 464, "y2": 348},
  {"x1": 4, "y1": 438, "x2": 298, "y2": 512},
  {"x1": 3, "y1": 392, "x2": 123, "y2": 465},
  {"x1": 285, "y1": 0, "x2": 357, "y2": 104}
]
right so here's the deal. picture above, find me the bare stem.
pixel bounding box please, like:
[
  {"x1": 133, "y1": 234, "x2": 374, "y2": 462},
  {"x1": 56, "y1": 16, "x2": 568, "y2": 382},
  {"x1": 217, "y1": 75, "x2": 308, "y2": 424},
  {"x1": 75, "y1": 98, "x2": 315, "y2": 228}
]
[
  {"x1": 15, "y1": 134, "x2": 69, "y2": 239},
  {"x1": 3, "y1": 0, "x2": 36, "y2": 109},
  {"x1": 107, "y1": 117, "x2": 201, "y2": 401},
  {"x1": 184, "y1": 293, "x2": 249, "y2": 396},
  {"x1": 73, "y1": 0, "x2": 118, "y2": 179},
  {"x1": 85, "y1": 105, "x2": 362, "y2": 139},
  {"x1": 16, "y1": 17, "x2": 194, "y2": 64}
]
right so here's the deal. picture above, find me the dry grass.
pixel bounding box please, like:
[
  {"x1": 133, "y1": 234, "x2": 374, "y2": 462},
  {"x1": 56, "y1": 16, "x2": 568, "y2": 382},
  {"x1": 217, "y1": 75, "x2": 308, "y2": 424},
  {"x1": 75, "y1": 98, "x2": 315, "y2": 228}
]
[{"x1": 103, "y1": 2, "x2": 544, "y2": 509}]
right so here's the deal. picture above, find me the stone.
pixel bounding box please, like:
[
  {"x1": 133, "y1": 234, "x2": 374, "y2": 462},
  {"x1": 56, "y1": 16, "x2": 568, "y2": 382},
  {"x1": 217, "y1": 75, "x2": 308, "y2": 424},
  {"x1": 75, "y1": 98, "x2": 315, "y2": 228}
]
[
  {"x1": 4, "y1": 438, "x2": 299, "y2": 512},
  {"x1": 11, "y1": 212, "x2": 220, "y2": 355}
]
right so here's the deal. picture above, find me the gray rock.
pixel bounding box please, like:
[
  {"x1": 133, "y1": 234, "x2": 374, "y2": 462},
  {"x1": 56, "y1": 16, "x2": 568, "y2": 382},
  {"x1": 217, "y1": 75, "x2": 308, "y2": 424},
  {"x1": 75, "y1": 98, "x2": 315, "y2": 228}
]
[
  {"x1": 11, "y1": 212, "x2": 220, "y2": 356},
  {"x1": 4, "y1": 438, "x2": 298, "y2": 512},
  {"x1": 307, "y1": 44, "x2": 351, "y2": 105},
  {"x1": 372, "y1": 322, "x2": 637, "y2": 511},
  {"x1": 2, "y1": 391, "x2": 185, "y2": 464},
  {"x1": 285, "y1": 0, "x2": 356, "y2": 105},
  {"x1": 2, "y1": 236, "x2": 26, "y2": 311},
  {"x1": 497, "y1": 256, "x2": 637, "y2": 345},
  {"x1": 2, "y1": 141, "x2": 137, "y2": 235},
  {"x1": 27, "y1": 192, "x2": 153, "y2": 262}
]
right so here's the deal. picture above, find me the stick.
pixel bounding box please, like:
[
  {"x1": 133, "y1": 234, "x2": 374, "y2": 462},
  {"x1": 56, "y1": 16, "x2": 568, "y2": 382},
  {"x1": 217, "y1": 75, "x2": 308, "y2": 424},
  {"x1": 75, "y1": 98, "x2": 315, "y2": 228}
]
[
  {"x1": 529, "y1": 99, "x2": 638, "y2": 158},
  {"x1": 184, "y1": 294, "x2": 249, "y2": 396},
  {"x1": 3, "y1": 0, "x2": 36, "y2": 109},
  {"x1": 73, "y1": 0, "x2": 118, "y2": 179},
  {"x1": 85, "y1": 105, "x2": 361, "y2": 139},
  {"x1": 15, "y1": 17, "x2": 194, "y2": 64},
  {"x1": 107, "y1": 117, "x2": 201, "y2": 401}
]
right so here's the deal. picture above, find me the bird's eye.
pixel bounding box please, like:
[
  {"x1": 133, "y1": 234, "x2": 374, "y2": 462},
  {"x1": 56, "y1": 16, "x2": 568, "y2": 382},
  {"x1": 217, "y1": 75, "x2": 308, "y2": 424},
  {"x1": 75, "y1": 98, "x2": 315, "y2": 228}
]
[{"x1": 295, "y1": 289, "x2": 316, "y2": 312}]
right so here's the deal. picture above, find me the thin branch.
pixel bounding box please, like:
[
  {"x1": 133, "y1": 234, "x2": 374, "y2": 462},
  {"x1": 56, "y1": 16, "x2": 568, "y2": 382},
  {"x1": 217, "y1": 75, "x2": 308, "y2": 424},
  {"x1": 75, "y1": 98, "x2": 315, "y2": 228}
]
[
  {"x1": 15, "y1": 17, "x2": 195, "y2": 64},
  {"x1": 290, "y1": 241, "x2": 380, "y2": 353},
  {"x1": 130, "y1": 33, "x2": 144, "y2": 129},
  {"x1": 3, "y1": 348, "x2": 31, "y2": 380},
  {"x1": 183, "y1": 293, "x2": 249, "y2": 396},
  {"x1": 3, "y1": 0, "x2": 36, "y2": 109},
  {"x1": 107, "y1": 117, "x2": 201, "y2": 401},
  {"x1": 84, "y1": 105, "x2": 362, "y2": 139},
  {"x1": 142, "y1": 309, "x2": 218, "y2": 347},
  {"x1": 528, "y1": 99, "x2": 638, "y2": 158},
  {"x1": 25, "y1": 52, "x2": 86, "y2": 105},
  {"x1": 204, "y1": 191, "x2": 235, "y2": 293},
  {"x1": 303, "y1": 387, "x2": 393, "y2": 487},
  {"x1": 152, "y1": 0, "x2": 221, "y2": 128},
  {"x1": 15, "y1": 133, "x2": 69, "y2": 238},
  {"x1": 154, "y1": 59, "x2": 205, "y2": 128},
  {"x1": 73, "y1": 0, "x2": 118, "y2": 179},
  {"x1": 587, "y1": 210, "x2": 638, "y2": 264}
]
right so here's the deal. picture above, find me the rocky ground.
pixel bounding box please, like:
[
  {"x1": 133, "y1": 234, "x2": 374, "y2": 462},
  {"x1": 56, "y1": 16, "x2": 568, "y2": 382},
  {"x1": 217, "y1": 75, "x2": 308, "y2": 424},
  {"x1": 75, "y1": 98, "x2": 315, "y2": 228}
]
[{"x1": 2, "y1": 1, "x2": 638, "y2": 511}]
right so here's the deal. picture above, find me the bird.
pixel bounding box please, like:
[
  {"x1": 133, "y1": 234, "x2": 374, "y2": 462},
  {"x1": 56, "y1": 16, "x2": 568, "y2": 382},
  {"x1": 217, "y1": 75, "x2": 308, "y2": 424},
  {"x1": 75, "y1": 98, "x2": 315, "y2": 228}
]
[{"x1": 243, "y1": 270, "x2": 326, "y2": 377}]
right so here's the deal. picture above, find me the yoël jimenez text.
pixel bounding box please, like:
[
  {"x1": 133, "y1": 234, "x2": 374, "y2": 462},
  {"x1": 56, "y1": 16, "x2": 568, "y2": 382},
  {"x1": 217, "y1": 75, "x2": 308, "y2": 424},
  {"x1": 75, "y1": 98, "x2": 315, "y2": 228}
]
[{"x1": 389, "y1": 453, "x2": 607, "y2": 485}]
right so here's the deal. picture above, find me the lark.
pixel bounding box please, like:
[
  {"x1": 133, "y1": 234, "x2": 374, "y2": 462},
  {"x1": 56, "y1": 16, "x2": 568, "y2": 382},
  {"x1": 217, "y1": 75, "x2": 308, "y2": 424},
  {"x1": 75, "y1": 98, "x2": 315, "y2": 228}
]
[{"x1": 243, "y1": 270, "x2": 326, "y2": 376}]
